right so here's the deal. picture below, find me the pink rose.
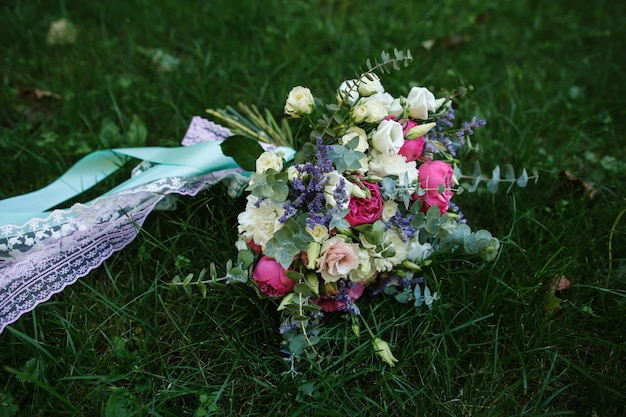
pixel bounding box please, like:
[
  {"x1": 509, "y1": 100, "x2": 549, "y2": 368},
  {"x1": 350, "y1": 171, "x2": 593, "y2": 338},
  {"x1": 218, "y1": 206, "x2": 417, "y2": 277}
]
[
  {"x1": 417, "y1": 160, "x2": 454, "y2": 214},
  {"x1": 315, "y1": 282, "x2": 365, "y2": 312},
  {"x1": 252, "y1": 256, "x2": 295, "y2": 297},
  {"x1": 318, "y1": 237, "x2": 360, "y2": 282},
  {"x1": 345, "y1": 180, "x2": 384, "y2": 227},
  {"x1": 398, "y1": 137, "x2": 425, "y2": 162}
]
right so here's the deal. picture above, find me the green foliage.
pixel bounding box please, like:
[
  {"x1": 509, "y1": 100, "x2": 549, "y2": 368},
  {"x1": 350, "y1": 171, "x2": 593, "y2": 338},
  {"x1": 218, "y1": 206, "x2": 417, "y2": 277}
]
[
  {"x1": 464, "y1": 161, "x2": 538, "y2": 193},
  {"x1": 264, "y1": 215, "x2": 313, "y2": 269},
  {"x1": 219, "y1": 135, "x2": 264, "y2": 171}
]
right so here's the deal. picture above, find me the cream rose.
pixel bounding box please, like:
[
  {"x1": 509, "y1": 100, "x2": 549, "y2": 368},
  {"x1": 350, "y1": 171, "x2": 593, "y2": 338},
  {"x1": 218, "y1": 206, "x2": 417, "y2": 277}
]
[
  {"x1": 358, "y1": 73, "x2": 384, "y2": 96},
  {"x1": 351, "y1": 97, "x2": 388, "y2": 124},
  {"x1": 382, "y1": 200, "x2": 399, "y2": 221},
  {"x1": 255, "y1": 151, "x2": 283, "y2": 174},
  {"x1": 339, "y1": 126, "x2": 369, "y2": 152},
  {"x1": 337, "y1": 79, "x2": 360, "y2": 106},
  {"x1": 317, "y1": 236, "x2": 360, "y2": 282},
  {"x1": 237, "y1": 195, "x2": 286, "y2": 249},
  {"x1": 284, "y1": 86, "x2": 314, "y2": 117}
]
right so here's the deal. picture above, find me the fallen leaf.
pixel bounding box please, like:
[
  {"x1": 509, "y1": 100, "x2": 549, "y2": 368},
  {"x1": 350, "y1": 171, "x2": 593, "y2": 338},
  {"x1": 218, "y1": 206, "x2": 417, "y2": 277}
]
[
  {"x1": 550, "y1": 274, "x2": 572, "y2": 292},
  {"x1": 421, "y1": 39, "x2": 437, "y2": 51},
  {"x1": 444, "y1": 34, "x2": 471, "y2": 48},
  {"x1": 46, "y1": 18, "x2": 78, "y2": 45},
  {"x1": 16, "y1": 86, "x2": 62, "y2": 122},
  {"x1": 553, "y1": 170, "x2": 598, "y2": 202}
]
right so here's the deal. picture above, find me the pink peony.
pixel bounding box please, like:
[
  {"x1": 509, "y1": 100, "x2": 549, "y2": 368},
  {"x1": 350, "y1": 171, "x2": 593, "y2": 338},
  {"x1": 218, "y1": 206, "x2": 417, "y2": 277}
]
[
  {"x1": 417, "y1": 160, "x2": 454, "y2": 214},
  {"x1": 345, "y1": 180, "x2": 384, "y2": 227},
  {"x1": 315, "y1": 283, "x2": 365, "y2": 313},
  {"x1": 252, "y1": 256, "x2": 295, "y2": 297}
]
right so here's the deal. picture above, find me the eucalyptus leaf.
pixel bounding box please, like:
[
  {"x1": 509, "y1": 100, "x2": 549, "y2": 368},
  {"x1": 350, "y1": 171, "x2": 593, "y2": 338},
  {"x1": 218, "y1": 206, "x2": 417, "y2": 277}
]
[
  {"x1": 516, "y1": 168, "x2": 529, "y2": 187},
  {"x1": 264, "y1": 216, "x2": 313, "y2": 269},
  {"x1": 486, "y1": 165, "x2": 500, "y2": 193}
]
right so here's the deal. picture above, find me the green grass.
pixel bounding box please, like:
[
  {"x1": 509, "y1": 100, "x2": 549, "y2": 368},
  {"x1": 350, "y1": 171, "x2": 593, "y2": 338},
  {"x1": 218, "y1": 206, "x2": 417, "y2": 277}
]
[{"x1": 1, "y1": 0, "x2": 625, "y2": 415}]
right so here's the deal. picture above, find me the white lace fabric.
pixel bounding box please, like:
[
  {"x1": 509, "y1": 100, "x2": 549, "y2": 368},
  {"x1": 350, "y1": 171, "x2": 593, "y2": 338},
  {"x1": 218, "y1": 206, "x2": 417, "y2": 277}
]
[{"x1": 0, "y1": 117, "x2": 246, "y2": 332}]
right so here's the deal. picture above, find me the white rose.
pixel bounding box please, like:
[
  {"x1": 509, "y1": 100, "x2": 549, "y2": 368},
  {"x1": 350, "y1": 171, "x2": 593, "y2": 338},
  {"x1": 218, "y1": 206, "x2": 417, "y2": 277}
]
[
  {"x1": 339, "y1": 126, "x2": 369, "y2": 152},
  {"x1": 323, "y1": 171, "x2": 353, "y2": 209},
  {"x1": 337, "y1": 79, "x2": 360, "y2": 106},
  {"x1": 255, "y1": 151, "x2": 283, "y2": 174},
  {"x1": 406, "y1": 86, "x2": 437, "y2": 120},
  {"x1": 371, "y1": 119, "x2": 405, "y2": 154},
  {"x1": 284, "y1": 86, "x2": 315, "y2": 117},
  {"x1": 237, "y1": 195, "x2": 286, "y2": 249},
  {"x1": 358, "y1": 73, "x2": 384, "y2": 96},
  {"x1": 368, "y1": 150, "x2": 418, "y2": 187},
  {"x1": 351, "y1": 97, "x2": 388, "y2": 123},
  {"x1": 382, "y1": 200, "x2": 399, "y2": 221}
]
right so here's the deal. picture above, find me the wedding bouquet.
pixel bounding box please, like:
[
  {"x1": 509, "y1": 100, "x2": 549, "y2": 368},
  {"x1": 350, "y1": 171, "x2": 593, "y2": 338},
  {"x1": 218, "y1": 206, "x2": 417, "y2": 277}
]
[{"x1": 178, "y1": 50, "x2": 529, "y2": 367}]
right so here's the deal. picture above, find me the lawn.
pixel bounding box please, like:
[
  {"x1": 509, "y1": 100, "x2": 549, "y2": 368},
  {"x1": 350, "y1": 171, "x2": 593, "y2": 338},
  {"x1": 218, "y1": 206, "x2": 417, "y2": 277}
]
[{"x1": 1, "y1": 0, "x2": 625, "y2": 415}]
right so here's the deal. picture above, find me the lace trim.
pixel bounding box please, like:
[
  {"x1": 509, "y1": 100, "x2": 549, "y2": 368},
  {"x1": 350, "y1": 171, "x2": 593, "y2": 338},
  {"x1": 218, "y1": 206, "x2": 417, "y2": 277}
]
[{"x1": 0, "y1": 169, "x2": 246, "y2": 332}]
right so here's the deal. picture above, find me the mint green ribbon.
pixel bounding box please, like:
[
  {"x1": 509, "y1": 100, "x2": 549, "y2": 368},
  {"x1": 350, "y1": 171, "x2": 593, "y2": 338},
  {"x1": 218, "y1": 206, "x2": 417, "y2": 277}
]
[{"x1": 0, "y1": 142, "x2": 294, "y2": 227}]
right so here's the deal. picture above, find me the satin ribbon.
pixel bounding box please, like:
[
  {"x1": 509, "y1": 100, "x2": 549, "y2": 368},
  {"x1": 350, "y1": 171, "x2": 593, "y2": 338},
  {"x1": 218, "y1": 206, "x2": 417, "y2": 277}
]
[{"x1": 0, "y1": 141, "x2": 295, "y2": 227}]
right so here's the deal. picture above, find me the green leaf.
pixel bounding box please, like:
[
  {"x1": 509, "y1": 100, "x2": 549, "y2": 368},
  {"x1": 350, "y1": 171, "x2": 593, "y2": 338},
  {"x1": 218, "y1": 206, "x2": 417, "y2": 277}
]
[
  {"x1": 105, "y1": 388, "x2": 142, "y2": 417},
  {"x1": 220, "y1": 135, "x2": 264, "y2": 171},
  {"x1": 237, "y1": 249, "x2": 255, "y2": 269},
  {"x1": 264, "y1": 215, "x2": 313, "y2": 269},
  {"x1": 516, "y1": 168, "x2": 529, "y2": 187},
  {"x1": 328, "y1": 145, "x2": 365, "y2": 173},
  {"x1": 125, "y1": 115, "x2": 147, "y2": 147},
  {"x1": 17, "y1": 358, "x2": 46, "y2": 383},
  {"x1": 294, "y1": 283, "x2": 313, "y2": 297},
  {"x1": 226, "y1": 267, "x2": 249, "y2": 284},
  {"x1": 503, "y1": 163, "x2": 516, "y2": 181},
  {"x1": 486, "y1": 165, "x2": 500, "y2": 193}
]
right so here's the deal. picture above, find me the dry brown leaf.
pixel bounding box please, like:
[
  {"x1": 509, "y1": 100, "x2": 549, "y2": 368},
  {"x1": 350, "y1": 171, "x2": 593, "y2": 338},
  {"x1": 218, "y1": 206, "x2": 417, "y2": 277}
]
[{"x1": 550, "y1": 274, "x2": 572, "y2": 292}]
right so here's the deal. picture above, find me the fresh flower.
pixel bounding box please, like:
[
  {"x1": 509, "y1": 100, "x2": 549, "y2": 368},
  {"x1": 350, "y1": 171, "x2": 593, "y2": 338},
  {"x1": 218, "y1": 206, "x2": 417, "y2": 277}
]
[
  {"x1": 406, "y1": 86, "x2": 438, "y2": 120},
  {"x1": 256, "y1": 150, "x2": 284, "y2": 174},
  {"x1": 372, "y1": 338, "x2": 398, "y2": 367},
  {"x1": 284, "y1": 86, "x2": 315, "y2": 117},
  {"x1": 351, "y1": 97, "x2": 388, "y2": 123},
  {"x1": 358, "y1": 73, "x2": 384, "y2": 96},
  {"x1": 370, "y1": 119, "x2": 405, "y2": 154},
  {"x1": 345, "y1": 180, "x2": 384, "y2": 227},
  {"x1": 317, "y1": 236, "x2": 360, "y2": 283},
  {"x1": 398, "y1": 137, "x2": 425, "y2": 162},
  {"x1": 202, "y1": 49, "x2": 520, "y2": 368},
  {"x1": 416, "y1": 160, "x2": 455, "y2": 214},
  {"x1": 253, "y1": 256, "x2": 295, "y2": 297},
  {"x1": 237, "y1": 195, "x2": 286, "y2": 249},
  {"x1": 315, "y1": 282, "x2": 365, "y2": 312}
]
